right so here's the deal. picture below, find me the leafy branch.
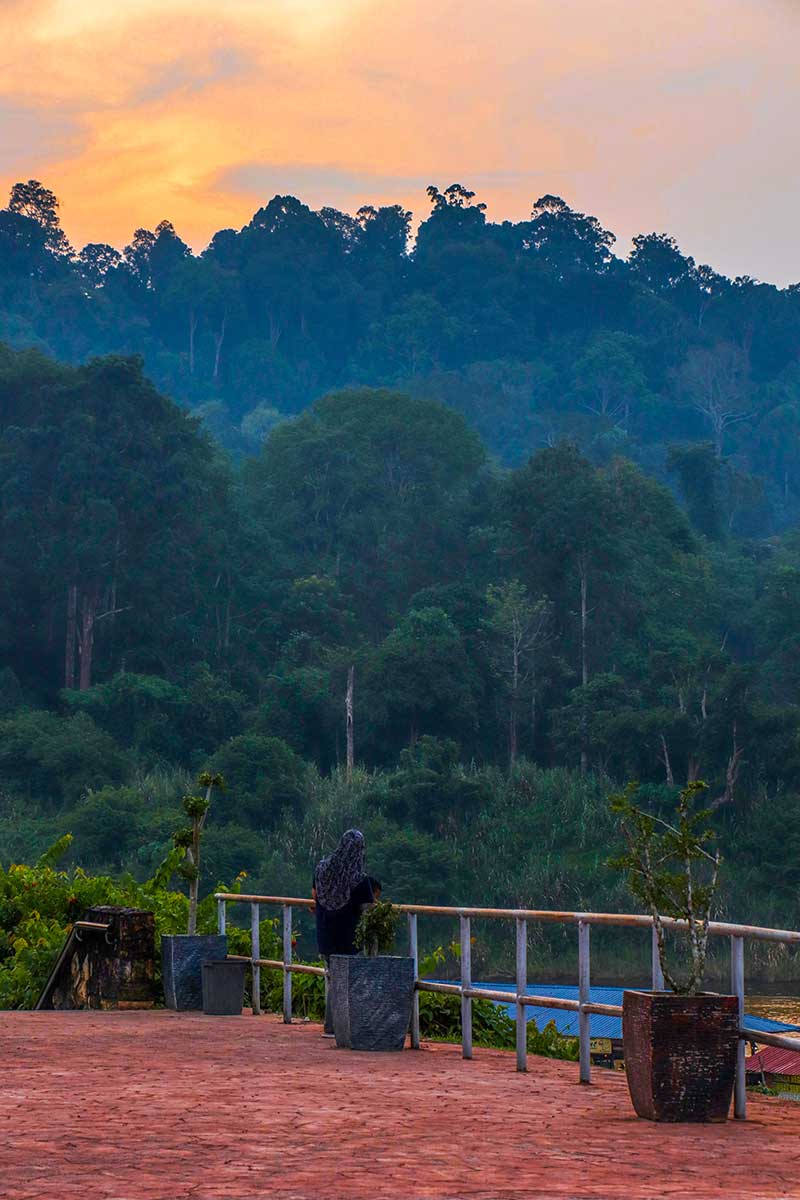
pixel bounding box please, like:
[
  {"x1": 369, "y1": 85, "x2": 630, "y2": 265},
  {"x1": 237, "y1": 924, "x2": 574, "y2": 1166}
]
[
  {"x1": 173, "y1": 771, "x2": 225, "y2": 935},
  {"x1": 355, "y1": 899, "x2": 399, "y2": 956},
  {"x1": 608, "y1": 780, "x2": 722, "y2": 995}
]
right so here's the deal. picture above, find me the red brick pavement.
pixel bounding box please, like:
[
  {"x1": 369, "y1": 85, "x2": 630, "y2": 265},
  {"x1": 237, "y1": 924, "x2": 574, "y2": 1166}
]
[{"x1": 2, "y1": 1010, "x2": 799, "y2": 1200}]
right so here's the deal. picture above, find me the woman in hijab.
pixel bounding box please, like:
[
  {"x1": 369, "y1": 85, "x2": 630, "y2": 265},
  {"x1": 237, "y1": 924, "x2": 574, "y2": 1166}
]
[{"x1": 312, "y1": 829, "x2": 374, "y2": 1034}]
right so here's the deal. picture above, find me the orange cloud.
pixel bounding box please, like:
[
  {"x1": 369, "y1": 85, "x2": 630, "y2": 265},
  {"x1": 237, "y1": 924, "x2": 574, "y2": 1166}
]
[{"x1": 0, "y1": 0, "x2": 798, "y2": 282}]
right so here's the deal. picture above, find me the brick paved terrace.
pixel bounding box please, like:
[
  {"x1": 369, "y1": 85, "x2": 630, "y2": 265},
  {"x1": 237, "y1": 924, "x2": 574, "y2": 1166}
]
[{"x1": 3, "y1": 1010, "x2": 800, "y2": 1200}]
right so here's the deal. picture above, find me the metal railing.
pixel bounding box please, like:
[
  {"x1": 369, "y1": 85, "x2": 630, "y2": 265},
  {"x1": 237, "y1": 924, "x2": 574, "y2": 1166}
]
[{"x1": 215, "y1": 892, "x2": 800, "y2": 1121}]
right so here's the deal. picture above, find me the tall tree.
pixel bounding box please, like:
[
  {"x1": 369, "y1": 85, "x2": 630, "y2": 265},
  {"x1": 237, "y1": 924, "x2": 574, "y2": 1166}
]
[
  {"x1": 7, "y1": 180, "x2": 72, "y2": 256},
  {"x1": 675, "y1": 343, "x2": 751, "y2": 456},
  {"x1": 483, "y1": 580, "x2": 552, "y2": 766},
  {"x1": 506, "y1": 444, "x2": 624, "y2": 769}
]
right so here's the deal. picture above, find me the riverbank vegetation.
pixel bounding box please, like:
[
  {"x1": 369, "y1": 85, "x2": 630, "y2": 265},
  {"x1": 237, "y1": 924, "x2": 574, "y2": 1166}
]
[{"x1": 1, "y1": 180, "x2": 800, "y2": 980}]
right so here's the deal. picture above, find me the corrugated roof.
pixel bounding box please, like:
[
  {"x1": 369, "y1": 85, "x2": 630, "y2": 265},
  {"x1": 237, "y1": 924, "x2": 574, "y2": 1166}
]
[
  {"x1": 746, "y1": 1044, "x2": 800, "y2": 1076},
  {"x1": 464, "y1": 982, "x2": 800, "y2": 1041}
]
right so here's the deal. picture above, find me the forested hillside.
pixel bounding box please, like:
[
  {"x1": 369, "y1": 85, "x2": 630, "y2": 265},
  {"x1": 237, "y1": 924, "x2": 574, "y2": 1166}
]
[
  {"x1": 1, "y1": 337, "x2": 799, "y2": 970},
  {"x1": 2, "y1": 179, "x2": 800, "y2": 533}
]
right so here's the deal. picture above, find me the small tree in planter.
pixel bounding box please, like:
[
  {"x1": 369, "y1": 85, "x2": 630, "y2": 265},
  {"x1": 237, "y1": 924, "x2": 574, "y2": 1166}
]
[
  {"x1": 330, "y1": 899, "x2": 414, "y2": 1051},
  {"x1": 174, "y1": 772, "x2": 225, "y2": 936},
  {"x1": 608, "y1": 780, "x2": 738, "y2": 1122},
  {"x1": 162, "y1": 772, "x2": 231, "y2": 1011},
  {"x1": 355, "y1": 900, "x2": 399, "y2": 957}
]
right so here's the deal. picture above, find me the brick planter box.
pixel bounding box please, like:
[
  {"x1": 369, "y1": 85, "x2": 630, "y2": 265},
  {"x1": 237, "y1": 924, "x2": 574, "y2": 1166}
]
[{"x1": 622, "y1": 990, "x2": 738, "y2": 1122}]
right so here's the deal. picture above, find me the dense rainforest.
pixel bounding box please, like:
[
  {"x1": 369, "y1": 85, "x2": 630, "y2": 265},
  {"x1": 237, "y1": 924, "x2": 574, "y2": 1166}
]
[{"x1": 1, "y1": 179, "x2": 799, "y2": 977}]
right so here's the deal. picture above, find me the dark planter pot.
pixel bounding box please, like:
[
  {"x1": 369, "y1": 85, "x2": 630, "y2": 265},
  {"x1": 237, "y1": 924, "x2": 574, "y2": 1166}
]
[
  {"x1": 202, "y1": 959, "x2": 246, "y2": 1015},
  {"x1": 623, "y1": 990, "x2": 739, "y2": 1122},
  {"x1": 330, "y1": 955, "x2": 415, "y2": 1051},
  {"x1": 161, "y1": 934, "x2": 227, "y2": 1010}
]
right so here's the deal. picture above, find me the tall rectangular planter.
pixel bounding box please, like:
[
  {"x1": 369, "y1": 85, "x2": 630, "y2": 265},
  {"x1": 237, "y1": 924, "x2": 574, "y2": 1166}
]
[
  {"x1": 162, "y1": 934, "x2": 228, "y2": 1010},
  {"x1": 331, "y1": 955, "x2": 414, "y2": 1051},
  {"x1": 623, "y1": 990, "x2": 738, "y2": 1122}
]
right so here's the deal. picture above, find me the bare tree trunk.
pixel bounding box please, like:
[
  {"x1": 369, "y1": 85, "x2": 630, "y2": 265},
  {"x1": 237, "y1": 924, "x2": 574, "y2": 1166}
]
[
  {"x1": 188, "y1": 308, "x2": 197, "y2": 375},
  {"x1": 65, "y1": 583, "x2": 77, "y2": 689},
  {"x1": 579, "y1": 558, "x2": 588, "y2": 774},
  {"x1": 269, "y1": 311, "x2": 282, "y2": 349},
  {"x1": 77, "y1": 587, "x2": 98, "y2": 691},
  {"x1": 187, "y1": 820, "x2": 200, "y2": 936},
  {"x1": 580, "y1": 563, "x2": 588, "y2": 689},
  {"x1": 509, "y1": 627, "x2": 519, "y2": 769},
  {"x1": 711, "y1": 724, "x2": 744, "y2": 810},
  {"x1": 345, "y1": 666, "x2": 354, "y2": 784},
  {"x1": 212, "y1": 314, "x2": 226, "y2": 381},
  {"x1": 659, "y1": 734, "x2": 674, "y2": 787}
]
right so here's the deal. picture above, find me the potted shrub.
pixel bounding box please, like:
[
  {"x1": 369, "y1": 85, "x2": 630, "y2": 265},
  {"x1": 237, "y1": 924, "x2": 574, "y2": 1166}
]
[
  {"x1": 609, "y1": 780, "x2": 738, "y2": 1122},
  {"x1": 161, "y1": 772, "x2": 229, "y2": 1010},
  {"x1": 330, "y1": 900, "x2": 415, "y2": 1051}
]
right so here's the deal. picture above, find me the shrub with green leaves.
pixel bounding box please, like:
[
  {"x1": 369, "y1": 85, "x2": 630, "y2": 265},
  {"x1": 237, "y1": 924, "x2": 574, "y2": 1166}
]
[
  {"x1": 172, "y1": 772, "x2": 225, "y2": 934},
  {"x1": 415, "y1": 943, "x2": 579, "y2": 1059},
  {"x1": 0, "y1": 835, "x2": 246, "y2": 1009},
  {"x1": 608, "y1": 779, "x2": 722, "y2": 994},
  {"x1": 355, "y1": 899, "x2": 399, "y2": 955}
]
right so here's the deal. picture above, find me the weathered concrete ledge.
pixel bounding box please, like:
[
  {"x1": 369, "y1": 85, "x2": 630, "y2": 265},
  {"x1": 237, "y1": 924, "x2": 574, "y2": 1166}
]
[{"x1": 1, "y1": 1010, "x2": 799, "y2": 1199}]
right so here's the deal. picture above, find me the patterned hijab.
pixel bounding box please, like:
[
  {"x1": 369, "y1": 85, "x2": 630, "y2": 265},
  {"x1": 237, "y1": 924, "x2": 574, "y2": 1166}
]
[{"x1": 314, "y1": 829, "x2": 366, "y2": 912}]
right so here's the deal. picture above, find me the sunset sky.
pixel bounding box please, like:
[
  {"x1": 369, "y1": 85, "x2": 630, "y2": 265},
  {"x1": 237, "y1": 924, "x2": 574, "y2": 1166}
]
[{"x1": 1, "y1": 0, "x2": 798, "y2": 283}]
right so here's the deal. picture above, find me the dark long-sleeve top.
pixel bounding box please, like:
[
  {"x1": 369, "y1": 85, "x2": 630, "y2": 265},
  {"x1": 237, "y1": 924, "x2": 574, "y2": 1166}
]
[{"x1": 313, "y1": 874, "x2": 374, "y2": 957}]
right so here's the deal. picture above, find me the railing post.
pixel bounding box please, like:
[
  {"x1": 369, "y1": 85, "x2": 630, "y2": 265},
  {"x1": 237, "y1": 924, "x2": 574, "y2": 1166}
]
[
  {"x1": 408, "y1": 913, "x2": 420, "y2": 1049},
  {"x1": 515, "y1": 917, "x2": 527, "y2": 1073},
  {"x1": 283, "y1": 905, "x2": 293, "y2": 1023},
  {"x1": 217, "y1": 897, "x2": 226, "y2": 937},
  {"x1": 731, "y1": 935, "x2": 746, "y2": 1120},
  {"x1": 651, "y1": 922, "x2": 664, "y2": 991},
  {"x1": 251, "y1": 902, "x2": 261, "y2": 1016},
  {"x1": 460, "y1": 915, "x2": 472, "y2": 1060},
  {"x1": 578, "y1": 919, "x2": 591, "y2": 1084}
]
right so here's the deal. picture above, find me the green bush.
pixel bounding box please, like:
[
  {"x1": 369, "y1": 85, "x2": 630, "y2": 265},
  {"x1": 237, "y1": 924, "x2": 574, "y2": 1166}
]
[
  {"x1": 0, "y1": 837, "x2": 246, "y2": 1009},
  {"x1": 417, "y1": 945, "x2": 579, "y2": 1060},
  {"x1": 0, "y1": 709, "x2": 131, "y2": 805},
  {"x1": 209, "y1": 734, "x2": 308, "y2": 828},
  {"x1": 355, "y1": 900, "x2": 399, "y2": 955}
]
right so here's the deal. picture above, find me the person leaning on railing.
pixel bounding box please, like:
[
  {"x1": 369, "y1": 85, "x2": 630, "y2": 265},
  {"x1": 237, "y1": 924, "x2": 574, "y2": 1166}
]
[{"x1": 311, "y1": 828, "x2": 375, "y2": 1035}]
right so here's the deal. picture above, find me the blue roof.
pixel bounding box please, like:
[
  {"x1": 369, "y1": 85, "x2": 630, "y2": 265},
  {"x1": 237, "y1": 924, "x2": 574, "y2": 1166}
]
[{"x1": 465, "y1": 983, "x2": 800, "y2": 1041}]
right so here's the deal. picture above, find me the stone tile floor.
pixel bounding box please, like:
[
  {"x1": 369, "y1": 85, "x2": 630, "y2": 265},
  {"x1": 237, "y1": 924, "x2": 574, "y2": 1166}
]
[{"x1": 2, "y1": 1010, "x2": 799, "y2": 1199}]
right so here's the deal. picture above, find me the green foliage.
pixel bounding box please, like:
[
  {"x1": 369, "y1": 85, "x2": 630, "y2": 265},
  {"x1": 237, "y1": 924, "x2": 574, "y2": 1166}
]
[
  {"x1": 172, "y1": 773, "x2": 225, "y2": 934},
  {"x1": 0, "y1": 836, "x2": 246, "y2": 1009},
  {"x1": 415, "y1": 943, "x2": 578, "y2": 1058},
  {"x1": 209, "y1": 735, "x2": 307, "y2": 828},
  {"x1": 418, "y1": 985, "x2": 578, "y2": 1060},
  {"x1": 0, "y1": 709, "x2": 131, "y2": 805},
  {"x1": 355, "y1": 900, "x2": 399, "y2": 956},
  {"x1": 63, "y1": 669, "x2": 246, "y2": 760},
  {"x1": 608, "y1": 780, "x2": 722, "y2": 994},
  {"x1": 1, "y1": 316, "x2": 800, "y2": 977}
]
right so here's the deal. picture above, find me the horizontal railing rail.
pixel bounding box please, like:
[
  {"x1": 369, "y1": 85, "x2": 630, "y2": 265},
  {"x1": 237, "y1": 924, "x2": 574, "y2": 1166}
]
[
  {"x1": 215, "y1": 891, "x2": 800, "y2": 1121},
  {"x1": 213, "y1": 894, "x2": 800, "y2": 943}
]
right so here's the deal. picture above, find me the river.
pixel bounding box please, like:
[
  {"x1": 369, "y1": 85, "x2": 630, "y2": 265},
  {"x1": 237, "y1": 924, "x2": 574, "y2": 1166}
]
[
  {"x1": 746, "y1": 995, "x2": 800, "y2": 1028},
  {"x1": 485, "y1": 980, "x2": 800, "y2": 1032}
]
